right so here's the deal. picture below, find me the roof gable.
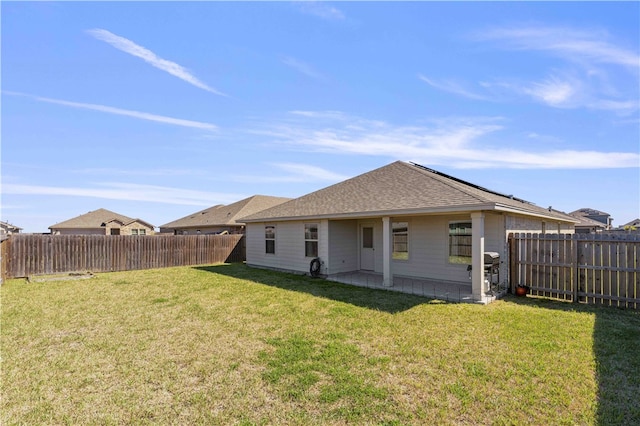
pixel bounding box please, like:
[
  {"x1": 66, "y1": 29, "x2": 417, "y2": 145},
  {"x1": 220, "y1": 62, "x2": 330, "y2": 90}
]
[{"x1": 242, "y1": 161, "x2": 576, "y2": 222}]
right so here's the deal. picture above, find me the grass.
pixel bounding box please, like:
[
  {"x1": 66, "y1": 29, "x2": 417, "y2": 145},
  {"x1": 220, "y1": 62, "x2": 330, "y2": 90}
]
[{"x1": 2, "y1": 263, "x2": 639, "y2": 425}]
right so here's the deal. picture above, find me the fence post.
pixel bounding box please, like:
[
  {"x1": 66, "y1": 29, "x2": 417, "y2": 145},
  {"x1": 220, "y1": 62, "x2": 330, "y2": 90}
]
[
  {"x1": 572, "y1": 234, "x2": 579, "y2": 303},
  {"x1": 508, "y1": 233, "x2": 517, "y2": 293},
  {"x1": 0, "y1": 237, "x2": 10, "y2": 283}
]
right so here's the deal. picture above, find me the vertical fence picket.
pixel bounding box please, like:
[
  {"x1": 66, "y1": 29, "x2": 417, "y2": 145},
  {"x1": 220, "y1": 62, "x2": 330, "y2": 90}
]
[{"x1": 507, "y1": 232, "x2": 639, "y2": 309}]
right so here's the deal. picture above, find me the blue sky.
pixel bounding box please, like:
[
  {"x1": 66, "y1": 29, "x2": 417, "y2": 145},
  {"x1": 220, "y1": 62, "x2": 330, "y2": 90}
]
[{"x1": 2, "y1": 1, "x2": 639, "y2": 233}]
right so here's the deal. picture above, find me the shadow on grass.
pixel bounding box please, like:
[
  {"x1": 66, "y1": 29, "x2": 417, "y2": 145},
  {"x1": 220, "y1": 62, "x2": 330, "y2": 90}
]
[
  {"x1": 193, "y1": 263, "x2": 436, "y2": 314},
  {"x1": 502, "y1": 295, "x2": 640, "y2": 425}
]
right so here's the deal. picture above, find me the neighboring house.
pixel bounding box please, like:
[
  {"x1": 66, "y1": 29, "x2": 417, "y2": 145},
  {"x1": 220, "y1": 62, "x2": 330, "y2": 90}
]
[
  {"x1": 159, "y1": 195, "x2": 292, "y2": 235},
  {"x1": 49, "y1": 208, "x2": 155, "y2": 235},
  {"x1": 569, "y1": 208, "x2": 613, "y2": 230},
  {"x1": 1, "y1": 221, "x2": 22, "y2": 235},
  {"x1": 570, "y1": 214, "x2": 608, "y2": 234},
  {"x1": 241, "y1": 161, "x2": 576, "y2": 302},
  {"x1": 0, "y1": 221, "x2": 22, "y2": 240},
  {"x1": 615, "y1": 218, "x2": 640, "y2": 233},
  {"x1": 620, "y1": 218, "x2": 640, "y2": 229}
]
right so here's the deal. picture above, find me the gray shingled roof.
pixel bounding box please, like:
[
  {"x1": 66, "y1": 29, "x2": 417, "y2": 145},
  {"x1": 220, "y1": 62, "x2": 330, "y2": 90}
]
[
  {"x1": 49, "y1": 208, "x2": 154, "y2": 229},
  {"x1": 569, "y1": 207, "x2": 611, "y2": 217},
  {"x1": 160, "y1": 195, "x2": 292, "y2": 229},
  {"x1": 242, "y1": 161, "x2": 577, "y2": 223},
  {"x1": 569, "y1": 214, "x2": 608, "y2": 229}
]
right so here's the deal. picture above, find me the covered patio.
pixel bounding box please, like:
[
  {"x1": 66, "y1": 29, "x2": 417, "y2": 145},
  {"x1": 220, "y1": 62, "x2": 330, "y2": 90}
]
[{"x1": 327, "y1": 271, "x2": 507, "y2": 304}]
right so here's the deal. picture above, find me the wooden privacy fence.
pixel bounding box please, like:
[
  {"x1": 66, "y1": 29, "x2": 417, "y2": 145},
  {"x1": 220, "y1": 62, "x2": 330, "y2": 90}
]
[
  {"x1": 508, "y1": 233, "x2": 640, "y2": 309},
  {"x1": 1, "y1": 234, "x2": 245, "y2": 279}
]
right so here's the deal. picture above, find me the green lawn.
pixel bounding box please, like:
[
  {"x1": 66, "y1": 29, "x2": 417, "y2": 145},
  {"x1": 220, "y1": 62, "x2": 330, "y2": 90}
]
[{"x1": 2, "y1": 264, "x2": 639, "y2": 425}]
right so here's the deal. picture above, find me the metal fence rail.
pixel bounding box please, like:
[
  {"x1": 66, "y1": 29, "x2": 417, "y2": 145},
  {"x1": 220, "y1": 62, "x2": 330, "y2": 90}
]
[
  {"x1": 1, "y1": 234, "x2": 245, "y2": 279},
  {"x1": 508, "y1": 233, "x2": 639, "y2": 309}
]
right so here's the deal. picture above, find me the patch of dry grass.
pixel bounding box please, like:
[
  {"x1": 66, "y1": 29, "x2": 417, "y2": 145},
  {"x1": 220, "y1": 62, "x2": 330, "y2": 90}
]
[{"x1": 2, "y1": 263, "x2": 638, "y2": 424}]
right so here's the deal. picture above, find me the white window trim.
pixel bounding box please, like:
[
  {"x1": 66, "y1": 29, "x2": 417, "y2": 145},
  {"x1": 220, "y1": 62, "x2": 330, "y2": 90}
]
[
  {"x1": 304, "y1": 223, "x2": 319, "y2": 258},
  {"x1": 448, "y1": 220, "x2": 472, "y2": 265},
  {"x1": 265, "y1": 225, "x2": 276, "y2": 255},
  {"x1": 392, "y1": 220, "x2": 409, "y2": 261}
]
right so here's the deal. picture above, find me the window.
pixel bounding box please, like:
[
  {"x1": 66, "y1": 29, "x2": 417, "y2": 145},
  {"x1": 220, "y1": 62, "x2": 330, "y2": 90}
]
[
  {"x1": 265, "y1": 225, "x2": 276, "y2": 254},
  {"x1": 305, "y1": 224, "x2": 318, "y2": 257},
  {"x1": 139, "y1": 229, "x2": 146, "y2": 236},
  {"x1": 392, "y1": 222, "x2": 409, "y2": 260},
  {"x1": 449, "y1": 222, "x2": 472, "y2": 264},
  {"x1": 131, "y1": 229, "x2": 138, "y2": 235}
]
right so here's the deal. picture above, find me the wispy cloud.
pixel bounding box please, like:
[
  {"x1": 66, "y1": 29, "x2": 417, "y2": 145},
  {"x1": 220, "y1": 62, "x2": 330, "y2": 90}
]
[
  {"x1": 522, "y1": 74, "x2": 582, "y2": 107},
  {"x1": 294, "y1": 1, "x2": 345, "y2": 21},
  {"x1": 281, "y1": 56, "x2": 324, "y2": 79},
  {"x1": 474, "y1": 25, "x2": 640, "y2": 69},
  {"x1": 87, "y1": 28, "x2": 227, "y2": 96},
  {"x1": 233, "y1": 162, "x2": 349, "y2": 183},
  {"x1": 5, "y1": 91, "x2": 218, "y2": 131},
  {"x1": 418, "y1": 74, "x2": 489, "y2": 101},
  {"x1": 2, "y1": 182, "x2": 244, "y2": 206},
  {"x1": 429, "y1": 24, "x2": 640, "y2": 114},
  {"x1": 73, "y1": 167, "x2": 208, "y2": 177},
  {"x1": 251, "y1": 111, "x2": 639, "y2": 169}
]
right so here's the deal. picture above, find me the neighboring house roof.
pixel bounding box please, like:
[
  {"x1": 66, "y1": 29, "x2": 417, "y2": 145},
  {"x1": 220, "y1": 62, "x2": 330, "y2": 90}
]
[
  {"x1": 569, "y1": 214, "x2": 607, "y2": 229},
  {"x1": 0, "y1": 221, "x2": 22, "y2": 232},
  {"x1": 242, "y1": 161, "x2": 577, "y2": 223},
  {"x1": 569, "y1": 207, "x2": 611, "y2": 218},
  {"x1": 160, "y1": 195, "x2": 292, "y2": 229},
  {"x1": 49, "y1": 208, "x2": 154, "y2": 230},
  {"x1": 620, "y1": 218, "x2": 640, "y2": 228}
]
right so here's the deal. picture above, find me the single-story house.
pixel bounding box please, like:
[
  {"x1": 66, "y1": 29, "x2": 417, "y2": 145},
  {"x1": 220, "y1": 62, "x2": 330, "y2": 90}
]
[
  {"x1": 614, "y1": 218, "x2": 640, "y2": 233},
  {"x1": 159, "y1": 195, "x2": 291, "y2": 235},
  {"x1": 0, "y1": 221, "x2": 22, "y2": 240},
  {"x1": 49, "y1": 208, "x2": 155, "y2": 236},
  {"x1": 241, "y1": 161, "x2": 576, "y2": 303}
]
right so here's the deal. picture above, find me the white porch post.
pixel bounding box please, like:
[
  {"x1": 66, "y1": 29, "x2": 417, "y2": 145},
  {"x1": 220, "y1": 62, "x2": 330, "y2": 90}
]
[
  {"x1": 471, "y1": 212, "x2": 485, "y2": 301},
  {"x1": 382, "y1": 216, "x2": 393, "y2": 287}
]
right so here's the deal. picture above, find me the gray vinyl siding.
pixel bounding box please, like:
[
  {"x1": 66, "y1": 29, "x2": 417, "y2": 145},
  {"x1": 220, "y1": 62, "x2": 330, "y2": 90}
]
[
  {"x1": 328, "y1": 220, "x2": 358, "y2": 274},
  {"x1": 390, "y1": 215, "x2": 469, "y2": 283},
  {"x1": 247, "y1": 212, "x2": 559, "y2": 286},
  {"x1": 388, "y1": 213, "x2": 506, "y2": 284},
  {"x1": 246, "y1": 220, "x2": 328, "y2": 275}
]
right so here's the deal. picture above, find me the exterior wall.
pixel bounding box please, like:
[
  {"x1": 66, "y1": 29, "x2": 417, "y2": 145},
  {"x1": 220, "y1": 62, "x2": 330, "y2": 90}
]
[
  {"x1": 386, "y1": 214, "x2": 474, "y2": 284},
  {"x1": 52, "y1": 228, "x2": 106, "y2": 235},
  {"x1": 120, "y1": 221, "x2": 155, "y2": 236},
  {"x1": 52, "y1": 222, "x2": 156, "y2": 236},
  {"x1": 328, "y1": 220, "x2": 358, "y2": 274},
  {"x1": 247, "y1": 212, "x2": 574, "y2": 287},
  {"x1": 360, "y1": 213, "x2": 512, "y2": 285},
  {"x1": 246, "y1": 220, "x2": 328, "y2": 275},
  {"x1": 505, "y1": 214, "x2": 573, "y2": 235}
]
